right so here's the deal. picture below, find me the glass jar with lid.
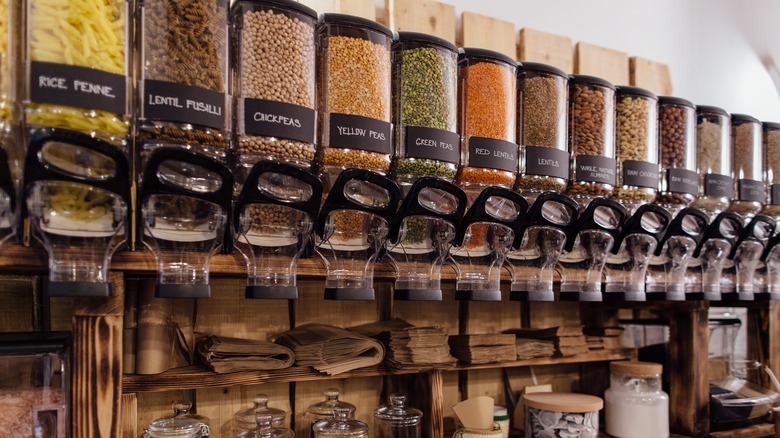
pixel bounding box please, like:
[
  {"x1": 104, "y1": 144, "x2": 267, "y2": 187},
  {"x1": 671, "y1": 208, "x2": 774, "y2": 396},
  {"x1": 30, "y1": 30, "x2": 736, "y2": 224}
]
[
  {"x1": 374, "y1": 394, "x2": 423, "y2": 438},
  {"x1": 308, "y1": 389, "x2": 357, "y2": 428},
  {"x1": 655, "y1": 97, "x2": 697, "y2": 216},
  {"x1": 695, "y1": 105, "x2": 733, "y2": 218},
  {"x1": 161, "y1": 401, "x2": 211, "y2": 437},
  {"x1": 313, "y1": 407, "x2": 368, "y2": 438},
  {"x1": 604, "y1": 361, "x2": 669, "y2": 438},
  {"x1": 234, "y1": 394, "x2": 287, "y2": 433},
  {"x1": 761, "y1": 122, "x2": 780, "y2": 219},
  {"x1": 235, "y1": 414, "x2": 295, "y2": 438},
  {"x1": 453, "y1": 423, "x2": 502, "y2": 438},
  {"x1": 728, "y1": 114, "x2": 764, "y2": 218},
  {"x1": 523, "y1": 392, "x2": 602, "y2": 438},
  {"x1": 146, "y1": 417, "x2": 202, "y2": 438}
]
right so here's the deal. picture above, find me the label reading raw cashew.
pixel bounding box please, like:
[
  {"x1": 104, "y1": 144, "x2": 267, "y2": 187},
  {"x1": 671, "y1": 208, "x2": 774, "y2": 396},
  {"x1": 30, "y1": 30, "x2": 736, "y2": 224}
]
[
  {"x1": 467, "y1": 136, "x2": 518, "y2": 173},
  {"x1": 622, "y1": 160, "x2": 660, "y2": 189},
  {"x1": 143, "y1": 79, "x2": 226, "y2": 130},
  {"x1": 574, "y1": 155, "x2": 616, "y2": 185},
  {"x1": 524, "y1": 146, "x2": 569, "y2": 179},
  {"x1": 30, "y1": 61, "x2": 127, "y2": 115},
  {"x1": 404, "y1": 126, "x2": 459, "y2": 164},
  {"x1": 328, "y1": 113, "x2": 392, "y2": 154},
  {"x1": 667, "y1": 168, "x2": 698, "y2": 195},
  {"x1": 738, "y1": 178, "x2": 764, "y2": 202},
  {"x1": 243, "y1": 98, "x2": 315, "y2": 144},
  {"x1": 704, "y1": 173, "x2": 734, "y2": 198}
]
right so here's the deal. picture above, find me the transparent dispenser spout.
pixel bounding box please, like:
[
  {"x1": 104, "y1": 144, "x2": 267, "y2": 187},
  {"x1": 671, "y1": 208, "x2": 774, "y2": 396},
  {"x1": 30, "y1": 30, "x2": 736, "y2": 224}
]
[
  {"x1": 721, "y1": 215, "x2": 774, "y2": 301},
  {"x1": 759, "y1": 231, "x2": 780, "y2": 300},
  {"x1": 385, "y1": 178, "x2": 466, "y2": 301},
  {"x1": 314, "y1": 169, "x2": 401, "y2": 300},
  {"x1": 450, "y1": 187, "x2": 528, "y2": 301},
  {"x1": 23, "y1": 128, "x2": 130, "y2": 297},
  {"x1": 687, "y1": 211, "x2": 743, "y2": 301},
  {"x1": 508, "y1": 192, "x2": 579, "y2": 302},
  {"x1": 235, "y1": 161, "x2": 322, "y2": 300},
  {"x1": 141, "y1": 148, "x2": 233, "y2": 299}
]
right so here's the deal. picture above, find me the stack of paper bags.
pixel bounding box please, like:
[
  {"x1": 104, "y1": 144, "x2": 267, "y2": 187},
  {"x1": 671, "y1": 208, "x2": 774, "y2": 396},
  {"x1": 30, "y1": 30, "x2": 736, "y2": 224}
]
[
  {"x1": 504, "y1": 326, "x2": 589, "y2": 357},
  {"x1": 513, "y1": 337, "x2": 556, "y2": 360},
  {"x1": 350, "y1": 319, "x2": 456, "y2": 370},
  {"x1": 448, "y1": 334, "x2": 517, "y2": 364},
  {"x1": 584, "y1": 326, "x2": 624, "y2": 350},
  {"x1": 196, "y1": 335, "x2": 294, "y2": 373}
]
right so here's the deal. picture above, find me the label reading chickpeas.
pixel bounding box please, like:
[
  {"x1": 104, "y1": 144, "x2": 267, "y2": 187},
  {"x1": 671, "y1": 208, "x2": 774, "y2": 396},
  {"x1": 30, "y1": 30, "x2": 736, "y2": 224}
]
[
  {"x1": 328, "y1": 113, "x2": 392, "y2": 154},
  {"x1": 574, "y1": 155, "x2": 616, "y2": 185},
  {"x1": 143, "y1": 79, "x2": 226, "y2": 130},
  {"x1": 738, "y1": 178, "x2": 764, "y2": 202},
  {"x1": 705, "y1": 174, "x2": 735, "y2": 198},
  {"x1": 467, "y1": 137, "x2": 518, "y2": 173},
  {"x1": 667, "y1": 168, "x2": 698, "y2": 195},
  {"x1": 524, "y1": 146, "x2": 569, "y2": 179},
  {"x1": 404, "y1": 126, "x2": 459, "y2": 164},
  {"x1": 622, "y1": 160, "x2": 660, "y2": 189},
  {"x1": 30, "y1": 61, "x2": 127, "y2": 115},
  {"x1": 243, "y1": 98, "x2": 316, "y2": 144}
]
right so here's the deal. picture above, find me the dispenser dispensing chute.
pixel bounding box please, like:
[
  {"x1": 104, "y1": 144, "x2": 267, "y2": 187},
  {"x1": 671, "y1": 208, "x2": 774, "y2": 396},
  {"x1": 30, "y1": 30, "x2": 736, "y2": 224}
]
[
  {"x1": 758, "y1": 228, "x2": 780, "y2": 300},
  {"x1": 0, "y1": 147, "x2": 16, "y2": 246},
  {"x1": 687, "y1": 211, "x2": 743, "y2": 301},
  {"x1": 721, "y1": 215, "x2": 774, "y2": 301}
]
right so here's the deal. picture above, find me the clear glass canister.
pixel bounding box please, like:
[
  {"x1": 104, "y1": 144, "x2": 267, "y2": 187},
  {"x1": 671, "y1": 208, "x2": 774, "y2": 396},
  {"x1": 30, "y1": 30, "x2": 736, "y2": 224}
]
[
  {"x1": 147, "y1": 417, "x2": 202, "y2": 438},
  {"x1": 523, "y1": 392, "x2": 602, "y2": 438},
  {"x1": 567, "y1": 75, "x2": 617, "y2": 208},
  {"x1": 695, "y1": 105, "x2": 733, "y2": 218},
  {"x1": 308, "y1": 389, "x2": 357, "y2": 427},
  {"x1": 234, "y1": 394, "x2": 287, "y2": 432},
  {"x1": 161, "y1": 401, "x2": 211, "y2": 437},
  {"x1": 137, "y1": 0, "x2": 230, "y2": 160},
  {"x1": 612, "y1": 86, "x2": 659, "y2": 213},
  {"x1": 453, "y1": 423, "x2": 502, "y2": 438},
  {"x1": 515, "y1": 62, "x2": 569, "y2": 200},
  {"x1": 313, "y1": 408, "x2": 368, "y2": 438},
  {"x1": 316, "y1": 13, "x2": 393, "y2": 189},
  {"x1": 235, "y1": 415, "x2": 295, "y2": 438},
  {"x1": 374, "y1": 394, "x2": 422, "y2": 438},
  {"x1": 729, "y1": 114, "x2": 764, "y2": 218},
  {"x1": 24, "y1": 0, "x2": 130, "y2": 149},
  {"x1": 656, "y1": 97, "x2": 697, "y2": 215},
  {"x1": 0, "y1": 0, "x2": 22, "y2": 202},
  {"x1": 230, "y1": 0, "x2": 317, "y2": 178},
  {"x1": 761, "y1": 122, "x2": 780, "y2": 219},
  {"x1": 391, "y1": 32, "x2": 459, "y2": 194},
  {"x1": 604, "y1": 361, "x2": 669, "y2": 438}
]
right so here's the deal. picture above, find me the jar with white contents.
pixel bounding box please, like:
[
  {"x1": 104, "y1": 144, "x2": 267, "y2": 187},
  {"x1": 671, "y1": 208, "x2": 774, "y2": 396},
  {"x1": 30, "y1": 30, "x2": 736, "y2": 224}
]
[{"x1": 604, "y1": 361, "x2": 669, "y2": 438}]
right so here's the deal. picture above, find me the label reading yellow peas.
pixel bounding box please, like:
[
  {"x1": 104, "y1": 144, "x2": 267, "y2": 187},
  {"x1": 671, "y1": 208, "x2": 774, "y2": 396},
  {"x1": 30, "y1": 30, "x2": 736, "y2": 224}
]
[
  {"x1": 143, "y1": 79, "x2": 226, "y2": 130},
  {"x1": 30, "y1": 61, "x2": 127, "y2": 115},
  {"x1": 328, "y1": 113, "x2": 392, "y2": 154}
]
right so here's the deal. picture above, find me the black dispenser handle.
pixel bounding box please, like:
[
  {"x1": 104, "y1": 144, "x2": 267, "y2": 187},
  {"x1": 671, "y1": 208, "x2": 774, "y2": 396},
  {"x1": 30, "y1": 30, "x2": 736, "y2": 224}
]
[
  {"x1": 610, "y1": 204, "x2": 671, "y2": 255},
  {"x1": 512, "y1": 192, "x2": 579, "y2": 250},
  {"x1": 563, "y1": 198, "x2": 627, "y2": 253},
  {"x1": 692, "y1": 211, "x2": 743, "y2": 259},
  {"x1": 454, "y1": 187, "x2": 528, "y2": 247},
  {"x1": 653, "y1": 207, "x2": 710, "y2": 257},
  {"x1": 388, "y1": 177, "x2": 467, "y2": 245},
  {"x1": 728, "y1": 214, "x2": 774, "y2": 260},
  {"x1": 0, "y1": 147, "x2": 15, "y2": 213}
]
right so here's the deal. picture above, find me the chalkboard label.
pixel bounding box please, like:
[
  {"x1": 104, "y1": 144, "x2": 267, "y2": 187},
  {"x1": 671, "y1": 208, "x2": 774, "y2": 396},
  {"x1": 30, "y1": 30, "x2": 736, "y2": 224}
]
[
  {"x1": 574, "y1": 155, "x2": 616, "y2": 185},
  {"x1": 524, "y1": 146, "x2": 569, "y2": 179},
  {"x1": 667, "y1": 168, "x2": 698, "y2": 195},
  {"x1": 467, "y1": 137, "x2": 518, "y2": 173},
  {"x1": 738, "y1": 178, "x2": 764, "y2": 202},
  {"x1": 328, "y1": 113, "x2": 392, "y2": 154},
  {"x1": 30, "y1": 61, "x2": 127, "y2": 115},
  {"x1": 143, "y1": 79, "x2": 226, "y2": 130},
  {"x1": 622, "y1": 160, "x2": 660, "y2": 189},
  {"x1": 404, "y1": 126, "x2": 459, "y2": 164},
  {"x1": 704, "y1": 173, "x2": 734, "y2": 198},
  {"x1": 772, "y1": 184, "x2": 780, "y2": 205},
  {"x1": 243, "y1": 98, "x2": 315, "y2": 144}
]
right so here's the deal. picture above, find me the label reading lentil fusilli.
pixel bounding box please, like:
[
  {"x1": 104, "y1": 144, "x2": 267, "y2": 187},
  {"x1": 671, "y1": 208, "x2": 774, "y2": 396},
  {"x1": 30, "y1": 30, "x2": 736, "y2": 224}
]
[
  {"x1": 328, "y1": 113, "x2": 392, "y2": 154},
  {"x1": 404, "y1": 126, "x2": 459, "y2": 164},
  {"x1": 243, "y1": 98, "x2": 316, "y2": 144},
  {"x1": 30, "y1": 61, "x2": 127, "y2": 115},
  {"x1": 467, "y1": 137, "x2": 517, "y2": 173},
  {"x1": 143, "y1": 80, "x2": 226, "y2": 130}
]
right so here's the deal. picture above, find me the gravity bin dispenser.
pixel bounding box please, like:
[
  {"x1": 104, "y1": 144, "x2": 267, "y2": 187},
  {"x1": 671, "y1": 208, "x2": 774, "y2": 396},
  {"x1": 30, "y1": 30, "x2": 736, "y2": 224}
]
[
  {"x1": 757, "y1": 230, "x2": 780, "y2": 300},
  {"x1": 720, "y1": 215, "x2": 774, "y2": 301},
  {"x1": 508, "y1": 192, "x2": 579, "y2": 301},
  {"x1": 646, "y1": 207, "x2": 709, "y2": 301},
  {"x1": 559, "y1": 198, "x2": 627, "y2": 302},
  {"x1": 140, "y1": 148, "x2": 233, "y2": 298},
  {"x1": 314, "y1": 169, "x2": 401, "y2": 300},
  {"x1": 23, "y1": 128, "x2": 130, "y2": 297},
  {"x1": 605, "y1": 203, "x2": 671, "y2": 301},
  {"x1": 0, "y1": 147, "x2": 16, "y2": 246},
  {"x1": 386, "y1": 177, "x2": 467, "y2": 301},
  {"x1": 449, "y1": 187, "x2": 528, "y2": 301},
  {"x1": 686, "y1": 211, "x2": 743, "y2": 301},
  {"x1": 235, "y1": 161, "x2": 322, "y2": 299}
]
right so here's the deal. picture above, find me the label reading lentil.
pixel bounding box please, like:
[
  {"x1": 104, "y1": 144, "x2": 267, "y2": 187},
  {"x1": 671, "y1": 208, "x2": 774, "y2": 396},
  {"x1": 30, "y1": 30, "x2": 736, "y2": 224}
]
[
  {"x1": 30, "y1": 61, "x2": 127, "y2": 115},
  {"x1": 705, "y1": 173, "x2": 735, "y2": 198},
  {"x1": 143, "y1": 79, "x2": 226, "y2": 130},
  {"x1": 622, "y1": 160, "x2": 660, "y2": 189},
  {"x1": 404, "y1": 126, "x2": 459, "y2": 164},
  {"x1": 772, "y1": 184, "x2": 780, "y2": 205},
  {"x1": 468, "y1": 136, "x2": 518, "y2": 173},
  {"x1": 524, "y1": 146, "x2": 569, "y2": 179},
  {"x1": 667, "y1": 168, "x2": 698, "y2": 195},
  {"x1": 574, "y1": 155, "x2": 616, "y2": 185},
  {"x1": 243, "y1": 98, "x2": 315, "y2": 144},
  {"x1": 328, "y1": 113, "x2": 392, "y2": 154},
  {"x1": 738, "y1": 178, "x2": 764, "y2": 202}
]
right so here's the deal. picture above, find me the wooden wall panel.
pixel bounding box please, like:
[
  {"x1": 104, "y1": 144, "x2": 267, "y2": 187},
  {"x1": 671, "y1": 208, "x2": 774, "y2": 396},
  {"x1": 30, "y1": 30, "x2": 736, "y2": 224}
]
[
  {"x1": 460, "y1": 11, "x2": 516, "y2": 60},
  {"x1": 198, "y1": 383, "x2": 292, "y2": 437},
  {"x1": 574, "y1": 42, "x2": 629, "y2": 86},
  {"x1": 630, "y1": 56, "x2": 673, "y2": 96},
  {"x1": 298, "y1": 0, "x2": 376, "y2": 20},
  {"x1": 294, "y1": 278, "x2": 381, "y2": 328},
  {"x1": 0, "y1": 276, "x2": 35, "y2": 331},
  {"x1": 385, "y1": 0, "x2": 456, "y2": 43},
  {"x1": 518, "y1": 28, "x2": 573, "y2": 74}
]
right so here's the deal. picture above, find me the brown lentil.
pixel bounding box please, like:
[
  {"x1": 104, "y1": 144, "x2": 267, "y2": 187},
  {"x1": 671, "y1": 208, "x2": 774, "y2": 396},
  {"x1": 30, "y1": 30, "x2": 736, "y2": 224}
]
[
  {"x1": 729, "y1": 116, "x2": 763, "y2": 215},
  {"x1": 656, "y1": 101, "x2": 696, "y2": 206}
]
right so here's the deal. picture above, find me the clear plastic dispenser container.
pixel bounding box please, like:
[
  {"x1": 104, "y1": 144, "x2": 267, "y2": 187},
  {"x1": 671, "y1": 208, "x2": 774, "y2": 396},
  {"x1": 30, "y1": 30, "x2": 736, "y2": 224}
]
[
  {"x1": 23, "y1": 129, "x2": 130, "y2": 297},
  {"x1": 729, "y1": 114, "x2": 764, "y2": 218},
  {"x1": 604, "y1": 361, "x2": 669, "y2": 438},
  {"x1": 147, "y1": 417, "x2": 202, "y2": 438},
  {"x1": 234, "y1": 161, "x2": 322, "y2": 299},
  {"x1": 236, "y1": 414, "x2": 294, "y2": 438},
  {"x1": 0, "y1": 0, "x2": 21, "y2": 246},
  {"x1": 307, "y1": 389, "x2": 356, "y2": 427},
  {"x1": 0, "y1": 332, "x2": 70, "y2": 437},
  {"x1": 515, "y1": 62, "x2": 570, "y2": 201},
  {"x1": 235, "y1": 394, "x2": 287, "y2": 432},
  {"x1": 0, "y1": 147, "x2": 17, "y2": 246},
  {"x1": 313, "y1": 408, "x2": 368, "y2": 438},
  {"x1": 160, "y1": 401, "x2": 211, "y2": 437},
  {"x1": 646, "y1": 207, "x2": 709, "y2": 301},
  {"x1": 230, "y1": 0, "x2": 317, "y2": 176},
  {"x1": 656, "y1": 97, "x2": 697, "y2": 216},
  {"x1": 508, "y1": 192, "x2": 578, "y2": 301},
  {"x1": 386, "y1": 177, "x2": 467, "y2": 301},
  {"x1": 373, "y1": 394, "x2": 423, "y2": 438},
  {"x1": 391, "y1": 31, "x2": 459, "y2": 192},
  {"x1": 720, "y1": 214, "x2": 774, "y2": 301},
  {"x1": 761, "y1": 121, "x2": 780, "y2": 219},
  {"x1": 605, "y1": 204, "x2": 671, "y2": 301},
  {"x1": 566, "y1": 75, "x2": 617, "y2": 209},
  {"x1": 612, "y1": 86, "x2": 659, "y2": 213},
  {"x1": 314, "y1": 169, "x2": 401, "y2": 300},
  {"x1": 140, "y1": 148, "x2": 233, "y2": 298},
  {"x1": 695, "y1": 106, "x2": 733, "y2": 218},
  {"x1": 559, "y1": 198, "x2": 627, "y2": 302},
  {"x1": 758, "y1": 229, "x2": 780, "y2": 300},
  {"x1": 523, "y1": 392, "x2": 603, "y2": 438},
  {"x1": 450, "y1": 187, "x2": 528, "y2": 301},
  {"x1": 686, "y1": 211, "x2": 743, "y2": 300},
  {"x1": 316, "y1": 13, "x2": 393, "y2": 187}
]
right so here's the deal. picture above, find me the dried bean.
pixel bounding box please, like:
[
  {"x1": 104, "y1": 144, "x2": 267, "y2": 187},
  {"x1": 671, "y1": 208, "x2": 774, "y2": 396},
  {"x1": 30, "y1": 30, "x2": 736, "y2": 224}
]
[
  {"x1": 730, "y1": 117, "x2": 762, "y2": 214},
  {"x1": 613, "y1": 92, "x2": 657, "y2": 204},
  {"x1": 656, "y1": 102, "x2": 696, "y2": 206}
]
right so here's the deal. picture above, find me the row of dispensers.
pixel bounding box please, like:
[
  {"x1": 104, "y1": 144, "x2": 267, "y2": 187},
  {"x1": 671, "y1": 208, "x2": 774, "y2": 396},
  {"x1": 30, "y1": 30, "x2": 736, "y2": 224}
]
[{"x1": 1, "y1": 128, "x2": 778, "y2": 303}]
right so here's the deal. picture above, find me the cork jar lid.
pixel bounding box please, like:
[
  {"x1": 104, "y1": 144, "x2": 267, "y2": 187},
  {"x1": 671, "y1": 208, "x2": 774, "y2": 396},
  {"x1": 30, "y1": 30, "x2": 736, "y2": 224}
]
[
  {"x1": 610, "y1": 360, "x2": 663, "y2": 377},
  {"x1": 522, "y1": 393, "x2": 603, "y2": 413}
]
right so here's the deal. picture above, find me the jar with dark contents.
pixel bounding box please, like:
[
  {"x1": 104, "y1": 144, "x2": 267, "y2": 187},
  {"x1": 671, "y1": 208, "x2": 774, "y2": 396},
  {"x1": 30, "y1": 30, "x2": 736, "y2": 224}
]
[
  {"x1": 566, "y1": 75, "x2": 617, "y2": 208},
  {"x1": 390, "y1": 32, "x2": 459, "y2": 194},
  {"x1": 694, "y1": 105, "x2": 733, "y2": 217},
  {"x1": 728, "y1": 114, "x2": 764, "y2": 218},
  {"x1": 655, "y1": 97, "x2": 697, "y2": 215},
  {"x1": 612, "y1": 86, "x2": 659, "y2": 213},
  {"x1": 316, "y1": 14, "x2": 393, "y2": 190},
  {"x1": 761, "y1": 122, "x2": 780, "y2": 219},
  {"x1": 230, "y1": 0, "x2": 317, "y2": 180},
  {"x1": 515, "y1": 62, "x2": 569, "y2": 200}
]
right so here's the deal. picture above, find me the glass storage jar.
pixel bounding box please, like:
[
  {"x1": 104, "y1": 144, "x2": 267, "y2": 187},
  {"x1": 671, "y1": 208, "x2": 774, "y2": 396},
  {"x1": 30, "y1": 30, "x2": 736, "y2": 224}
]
[
  {"x1": 313, "y1": 408, "x2": 368, "y2": 438},
  {"x1": 566, "y1": 75, "x2": 617, "y2": 209},
  {"x1": 523, "y1": 392, "x2": 602, "y2": 438},
  {"x1": 230, "y1": 0, "x2": 317, "y2": 177},
  {"x1": 374, "y1": 394, "x2": 422, "y2": 438},
  {"x1": 761, "y1": 122, "x2": 780, "y2": 219},
  {"x1": 515, "y1": 62, "x2": 569, "y2": 200},
  {"x1": 235, "y1": 415, "x2": 295, "y2": 438},
  {"x1": 453, "y1": 423, "x2": 502, "y2": 438},
  {"x1": 234, "y1": 394, "x2": 287, "y2": 432},
  {"x1": 656, "y1": 97, "x2": 697, "y2": 215},
  {"x1": 160, "y1": 401, "x2": 211, "y2": 437},
  {"x1": 147, "y1": 417, "x2": 202, "y2": 438},
  {"x1": 391, "y1": 31, "x2": 459, "y2": 194},
  {"x1": 604, "y1": 361, "x2": 669, "y2": 438},
  {"x1": 695, "y1": 105, "x2": 733, "y2": 218},
  {"x1": 728, "y1": 114, "x2": 764, "y2": 218},
  {"x1": 612, "y1": 86, "x2": 659, "y2": 213},
  {"x1": 493, "y1": 406, "x2": 510, "y2": 438},
  {"x1": 308, "y1": 389, "x2": 357, "y2": 428}
]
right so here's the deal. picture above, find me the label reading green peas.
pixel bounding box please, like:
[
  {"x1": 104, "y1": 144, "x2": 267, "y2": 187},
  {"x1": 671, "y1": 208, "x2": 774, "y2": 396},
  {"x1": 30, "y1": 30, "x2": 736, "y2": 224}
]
[{"x1": 404, "y1": 126, "x2": 459, "y2": 164}]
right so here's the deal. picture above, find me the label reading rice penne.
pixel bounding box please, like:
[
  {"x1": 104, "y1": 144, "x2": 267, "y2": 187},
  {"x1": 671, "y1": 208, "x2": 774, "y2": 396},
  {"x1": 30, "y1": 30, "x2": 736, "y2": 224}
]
[{"x1": 30, "y1": 61, "x2": 127, "y2": 115}]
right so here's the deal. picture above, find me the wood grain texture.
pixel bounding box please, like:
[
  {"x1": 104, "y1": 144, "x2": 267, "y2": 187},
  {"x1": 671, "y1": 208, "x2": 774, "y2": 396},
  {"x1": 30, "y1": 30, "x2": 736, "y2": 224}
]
[
  {"x1": 293, "y1": 278, "x2": 381, "y2": 328},
  {"x1": 135, "y1": 390, "x2": 185, "y2": 436},
  {"x1": 574, "y1": 42, "x2": 629, "y2": 86},
  {"x1": 298, "y1": 0, "x2": 375, "y2": 20},
  {"x1": 0, "y1": 275, "x2": 35, "y2": 331},
  {"x1": 293, "y1": 377, "x2": 382, "y2": 438},
  {"x1": 460, "y1": 11, "x2": 516, "y2": 60},
  {"x1": 669, "y1": 301, "x2": 709, "y2": 437},
  {"x1": 385, "y1": 0, "x2": 456, "y2": 43},
  {"x1": 120, "y1": 393, "x2": 137, "y2": 438},
  {"x1": 430, "y1": 371, "x2": 445, "y2": 438},
  {"x1": 630, "y1": 56, "x2": 673, "y2": 96},
  {"x1": 197, "y1": 383, "x2": 291, "y2": 437},
  {"x1": 709, "y1": 422, "x2": 775, "y2": 438},
  {"x1": 747, "y1": 301, "x2": 780, "y2": 389},
  {"x1": 518, "y1": 28, "x2": 573, "y2": 74}
]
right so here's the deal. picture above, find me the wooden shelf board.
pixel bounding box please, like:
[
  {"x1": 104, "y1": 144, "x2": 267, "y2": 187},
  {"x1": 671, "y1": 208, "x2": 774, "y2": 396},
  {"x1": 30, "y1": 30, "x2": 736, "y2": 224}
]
[
  {"x1": 122, "y1": 348, "x2": 636, "y2": 393},
  {"x1": 710, "y1": 422, "x2": 775, "y2": 438}
]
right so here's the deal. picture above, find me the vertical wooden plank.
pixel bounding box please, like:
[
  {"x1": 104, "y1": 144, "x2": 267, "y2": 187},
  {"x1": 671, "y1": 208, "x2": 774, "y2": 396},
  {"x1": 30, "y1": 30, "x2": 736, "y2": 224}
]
[
  {"x1": 121, "y1": 393, "x2": 137, "y2": 438},
  {"x1": 460, "y1": 11, "x2": 516, "y2": 60},
  {"x1": 384, "y1": 0, "x2": 456, "y2": 44},
  {"x1": 430, "y1": 371, "x2": 445, "y2": 438},
  {"x1": 123, "y1": 280, "x2": 138, "y2": 375},
  {"x1": 747, "y1": 302, "x2": 780, "y2": 388},
  {"x1": 629, "y1": 57, "x2": 673, "y2": 96},
  {"x1": 574, "y1": 42, "x2": 629, "y2": 86},
  {"x1": 669, "y1": 301, "x2": 709, "y2": 437},
  {"x1": 0, "y1": 275, "x2": 35, "y2": 331},
  {"x1": 517, "y1": 28, "x2": 573, "y2": 74}
]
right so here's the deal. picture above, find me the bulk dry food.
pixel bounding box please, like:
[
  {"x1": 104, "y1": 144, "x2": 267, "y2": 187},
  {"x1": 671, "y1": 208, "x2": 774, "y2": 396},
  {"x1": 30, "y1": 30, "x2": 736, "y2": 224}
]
[
  {"x1": 234, "y1": 1, "x2": 316, "y2": 169},
  {"x1": 730, "y1": 114, "x2": 763, "y2": 215},
  {"x1": 695, "y1": 106, "x2": 732, "y2": 214},
  {"x1": 45, "y1": 185, "x2": 114, "y2": 223},
  {"x1": 763, "y1": 122, "x2": 780, "y2": 216},
  {"x1": 152, "y1": 196, "x2": 214, "y2": 230},
  {"x1": 612, "y1": 87, "x2": 658, "y2": 204},
  {"x1": 656, "y1": 98, "x2": 696, "y2": 206},
  {"x1": 26, "y1": 0, "x2": 128, "y2": 140},
  {"x1": 0, "y1": 0, "x2": 19, "y2": 123}
]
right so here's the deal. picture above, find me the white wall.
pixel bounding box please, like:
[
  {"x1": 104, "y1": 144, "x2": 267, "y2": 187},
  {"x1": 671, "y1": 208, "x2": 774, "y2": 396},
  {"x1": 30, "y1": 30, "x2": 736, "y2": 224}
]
[{"x1": 439, "y1": 0, "x2": 780, "y2": 121}]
